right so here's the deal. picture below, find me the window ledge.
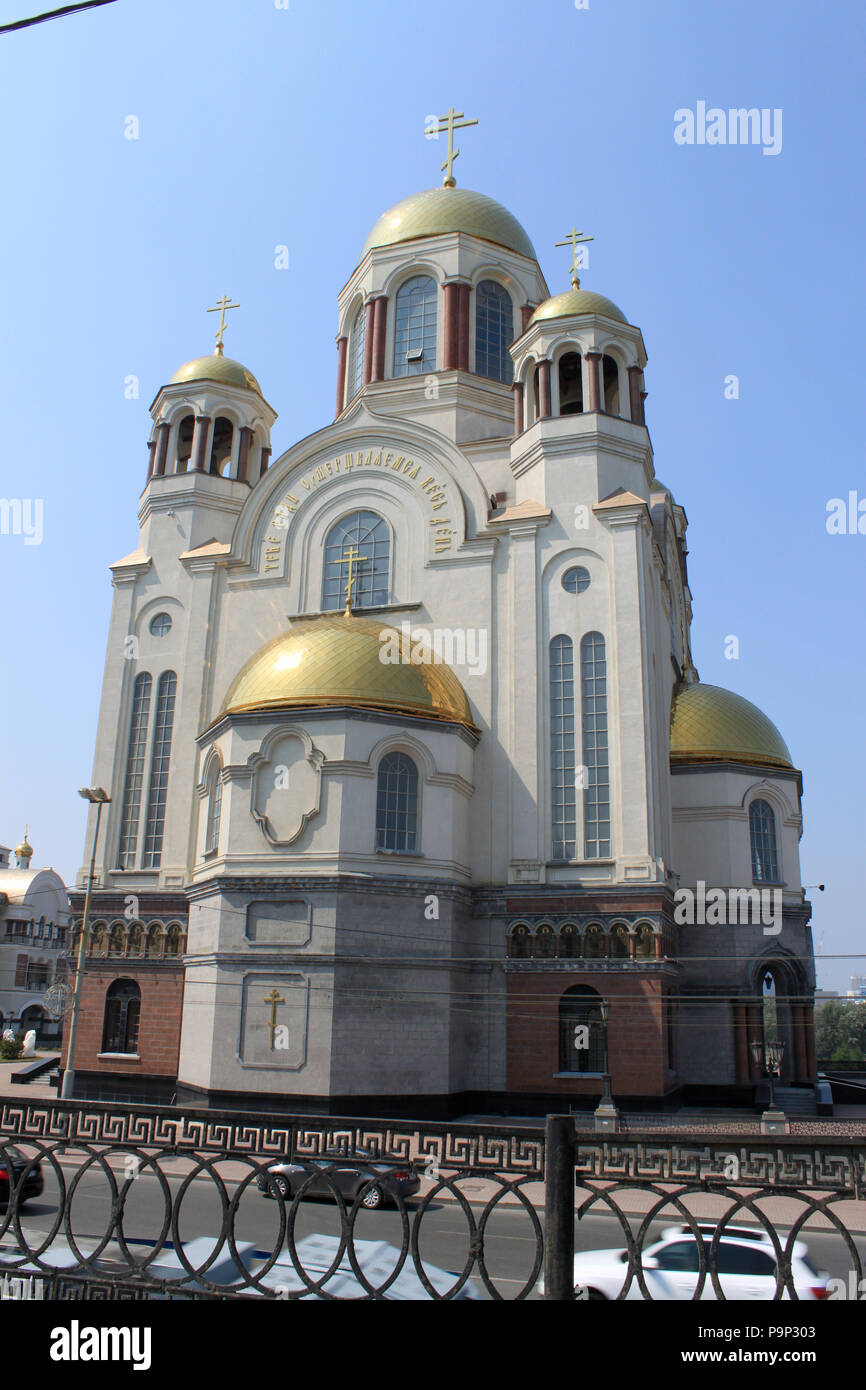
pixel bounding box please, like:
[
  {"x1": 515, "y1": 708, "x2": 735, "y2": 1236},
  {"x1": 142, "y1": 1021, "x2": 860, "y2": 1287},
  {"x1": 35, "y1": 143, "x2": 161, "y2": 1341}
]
[
  {"x1": 553, "y1": 1071, "x2": 604, "y2": 1079},
  {"x1": 97, "y1": 1053, "x2": 140, "y2": 1061},
  {"x1": 375, "y1": 849, "x2": 423, "y2": 859}
]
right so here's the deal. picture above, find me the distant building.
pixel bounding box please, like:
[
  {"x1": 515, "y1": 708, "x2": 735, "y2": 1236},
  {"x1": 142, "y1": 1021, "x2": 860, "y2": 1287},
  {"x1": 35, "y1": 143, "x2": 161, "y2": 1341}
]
[{"x1": 0, "y1": 834, "x2": 70, "y2": 1041}]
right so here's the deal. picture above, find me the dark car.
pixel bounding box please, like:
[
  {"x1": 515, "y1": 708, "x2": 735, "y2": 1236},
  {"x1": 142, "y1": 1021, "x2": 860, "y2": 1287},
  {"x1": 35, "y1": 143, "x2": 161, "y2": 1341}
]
[
  {"x1": 0, "y1": 1146, "x2": 44, "y2": 1207},
  {"x1": 256, "y1": 1149, "x2": 420, "y2": 1210}
]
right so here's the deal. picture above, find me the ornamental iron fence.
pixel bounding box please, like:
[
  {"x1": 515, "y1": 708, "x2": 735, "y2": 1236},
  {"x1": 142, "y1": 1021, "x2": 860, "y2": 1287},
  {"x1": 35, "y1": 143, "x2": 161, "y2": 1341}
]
[{"x1": 0, "y1": 1099, "x2": 863, "y2": 1300}]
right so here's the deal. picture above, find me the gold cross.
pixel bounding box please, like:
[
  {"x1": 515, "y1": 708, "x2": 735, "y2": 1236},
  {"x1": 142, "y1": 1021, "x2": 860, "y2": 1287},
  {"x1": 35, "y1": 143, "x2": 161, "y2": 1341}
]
[
  {"x1": 207, "y1": 294, "x2": 240, "y2": 356},
  {"x1": 265, "y1": 988, "x2": 285, "y2": 1050},
  {"x1": 330, "y1": 544, "x2": 370, "y2": 614},
  {"x1": 430, "y1": 106, "x2": 479, "y2": 187},
  {"x1": 555, "y1": 227, "x2": 594, "y2": 289}
]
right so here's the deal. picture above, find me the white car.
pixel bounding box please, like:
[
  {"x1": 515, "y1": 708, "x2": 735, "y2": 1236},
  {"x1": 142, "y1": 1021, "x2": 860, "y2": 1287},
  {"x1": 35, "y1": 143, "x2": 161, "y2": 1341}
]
[{"x1": 540, "y1": 1223, "x2": 831, "y2": 1300}]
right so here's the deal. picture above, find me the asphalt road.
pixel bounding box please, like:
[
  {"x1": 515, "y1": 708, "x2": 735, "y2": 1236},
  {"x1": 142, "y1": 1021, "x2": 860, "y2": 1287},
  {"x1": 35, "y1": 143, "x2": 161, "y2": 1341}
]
[{"x1": 7, "y1": 1164, "x2": 866, "y2": 1301}]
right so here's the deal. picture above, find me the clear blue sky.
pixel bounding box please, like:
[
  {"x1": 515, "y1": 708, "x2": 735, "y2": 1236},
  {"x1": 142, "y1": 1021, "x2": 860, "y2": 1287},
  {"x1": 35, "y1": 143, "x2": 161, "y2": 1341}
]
[{"x1": 0, "y1": 0, "x2": 863, "y2": 990}]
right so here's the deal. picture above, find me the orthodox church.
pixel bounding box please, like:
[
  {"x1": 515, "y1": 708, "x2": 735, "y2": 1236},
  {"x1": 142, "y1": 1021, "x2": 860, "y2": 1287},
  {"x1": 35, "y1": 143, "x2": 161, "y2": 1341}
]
[{"x1": 66, "y1": 115, "x2": 816, "y2": 1114}]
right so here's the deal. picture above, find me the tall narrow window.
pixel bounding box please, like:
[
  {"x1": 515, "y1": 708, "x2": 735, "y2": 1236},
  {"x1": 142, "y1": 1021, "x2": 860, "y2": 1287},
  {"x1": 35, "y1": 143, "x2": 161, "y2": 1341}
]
[
  {"x1": 209, "y1": 416, "x2": 234, "y2": 475},
  {"x1": 393, "y1": 275, "x2": 437, "y2": 377},
  {"x1": 204, "y1": 758, "x2": 222, "y2": 855},
  {"x1": 475, "y1": 280, "x2": 513, "y2": 383},
  {"x1": 581, "y1": 632, "x2": 610, "y2": 858},
  {"x1": 102, "y1": 979, "x2": 141, "y2": 1054},
  {"x1": 376, "y1": 752, "x2": 419, "y2": 853},
  {"x1": 558, "y1": 352, "x2": 583, "y2": 414},
  {"x1": 322, "y1": 510, "x2": 390, "y2": 610},
  {"x1": 175, "y1": 414, "x2": 194, "y2": 473},
  {"x1": 117, "y1": 673, "x2": 152, "y2": 869},
  {"x1": 550, "y1": 636, "x2": 576, "y2": 860},
  {"x1": 558, "y1": 985, "x2": 606, "y2": 1073},
  {"x1": 602, "y1": 355, "x2": 620, "y2": 414},
  {"x1": 750, "y1": 799, "x2": 779, "y2": 882},
  {"x1": 143, "y1": 671, "x2": 177, "y2": 869},
  {"x1": 347, "y1": 304, "x2": 366, "y2": 400}
]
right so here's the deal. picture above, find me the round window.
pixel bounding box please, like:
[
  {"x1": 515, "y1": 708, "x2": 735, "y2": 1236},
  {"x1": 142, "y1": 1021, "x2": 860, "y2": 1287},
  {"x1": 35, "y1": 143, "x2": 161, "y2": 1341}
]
[
  {"x1": 562, "y1": 566, "x2": 590, "y2": 594},
  {"x1": 149, "y1": 613, "x2": 172, "y2": 637}
]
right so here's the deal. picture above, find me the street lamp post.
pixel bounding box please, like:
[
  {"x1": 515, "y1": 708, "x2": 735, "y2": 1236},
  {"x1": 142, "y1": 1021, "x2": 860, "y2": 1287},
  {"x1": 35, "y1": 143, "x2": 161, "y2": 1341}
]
[
  {"x1": 60, "y1": 787, "x2": 110, "y2": 1101},
  {"x1": 594, "y1": 998, "x2": 619, "y2": 1133},
  {"x1": 750, "y1": 1037, "x2": 787, "y2": 1133}
]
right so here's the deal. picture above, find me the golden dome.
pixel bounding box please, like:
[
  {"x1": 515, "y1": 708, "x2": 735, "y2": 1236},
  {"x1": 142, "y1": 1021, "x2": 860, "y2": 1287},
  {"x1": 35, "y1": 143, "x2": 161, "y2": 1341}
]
[
  {"x1": 218, "y1": 612, "x2": 478, "y2": 732},
  {"x1": 170, "y1": 353, "x2": 262, "y2": 394},
  {"x1": 670, "y1": 682, "x2": 793, "y2": 770},
  {"x1": 529, "y1": 288, "x2": 628, "y2": 326},
  {"x1": 15, "y1": 835, "x2": 33, "y2": 859},
  {"x1": 361, "y1": 186, "x2": 537, "y2": 261}
]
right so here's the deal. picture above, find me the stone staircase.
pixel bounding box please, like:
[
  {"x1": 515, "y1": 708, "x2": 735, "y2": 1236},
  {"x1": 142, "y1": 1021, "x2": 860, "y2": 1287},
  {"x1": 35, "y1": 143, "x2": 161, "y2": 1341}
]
[{"x1": 770, "y1": 1085, "x2": 818, "y2": 1116}]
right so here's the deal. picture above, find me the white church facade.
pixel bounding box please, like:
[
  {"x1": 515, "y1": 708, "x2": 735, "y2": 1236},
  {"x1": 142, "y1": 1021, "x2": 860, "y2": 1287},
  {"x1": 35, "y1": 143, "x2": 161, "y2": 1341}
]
[{"x1": 65, "y1": 138, "x2": 816, "y2": 1114}]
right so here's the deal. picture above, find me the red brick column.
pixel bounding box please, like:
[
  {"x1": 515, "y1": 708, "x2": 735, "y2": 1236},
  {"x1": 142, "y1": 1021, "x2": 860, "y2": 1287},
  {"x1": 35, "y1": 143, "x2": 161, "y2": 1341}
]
[
  {"x1": 457, "y1": 283, "x2": 471, "y2": 371},
  {"x1": 335, "y1": 335, "x2": 348, "y2": 416},
  {"x1": 586, "y1": 351, "x2": 602, "y2": 412},
  {"x1": 537, "y1": 360, "x2": 552, "y2": 419},
  {"x1": 746, "y1": 1003, "x2": 762, "y2": 1079},
  {"x1": 190, "y1": 416, "x2": 212, "y2": 473},
  {"x1": 152, "y1": 422, "x2": 170, "y2": 477},
  {"x1": 443, "y1": 282, "x2": 459, "y2": 370},
  {"x1": 237, "y1": 426, "x2": 253, "y2": 483},
  {"x1": 628, "y1": 366, "x2": 643, "y2": 424},
  {"x1": 371, "y1": 296, "x2": 387, "y2": 381},
  {"x1": 259, "y1": 446, "x2": 272, "y2": 479},
  {"x1": 521, "y1": 304, "x2": 535, "y2": 333},
  {"x1": 362, "y1": 298, "x2": 375, "y2": 385},
  {"x1": 512, "y1": 381, "x2": 524, "y2": 434},
  {"x1": 145, "y1": 439, "x2": 157, "y2": 483},
  {"x1": 734, "y1": 1003, "x2": 750, "y2": 1082}
]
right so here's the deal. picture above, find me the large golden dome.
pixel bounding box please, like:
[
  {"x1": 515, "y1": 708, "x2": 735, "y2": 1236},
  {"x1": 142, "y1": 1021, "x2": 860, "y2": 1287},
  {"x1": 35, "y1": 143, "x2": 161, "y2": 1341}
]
[
  {"x1": 360, "y1": 186, "x2": 537, "y2": 261},
  {"x1": 219, "y1": 612, "x2": 477, "y2": 732},
  {"x1": 170, "y1": 352, "x2": 262, "y2": 394},
  {"x1": 529, "y1": 288, "x2": 628, "y2": 326},
  {"x1": 670, "y1": 682, "x2": 793, "y2": 770}
]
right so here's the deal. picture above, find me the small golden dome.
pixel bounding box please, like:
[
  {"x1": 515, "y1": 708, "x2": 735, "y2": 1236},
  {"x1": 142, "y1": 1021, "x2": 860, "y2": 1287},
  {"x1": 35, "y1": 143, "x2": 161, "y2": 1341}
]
[
  {"x1": 361, "y1": 186, "x2": 537, "y2": 261},
  {"x1": 15, "y1": 835, "x2": 33, "y2": 859},
  {"x1": 170, "y1": 353, "x2": 262, "y2": 394},
  {"x1": 529, "y1": 288, "x2": 628, "y2": 326},
  {"x1": 670, "y1": 682, "x2": 793, "y2": 770},
  {"x1": 218, "y1": 612, "x2": 477, "y2": 732}
]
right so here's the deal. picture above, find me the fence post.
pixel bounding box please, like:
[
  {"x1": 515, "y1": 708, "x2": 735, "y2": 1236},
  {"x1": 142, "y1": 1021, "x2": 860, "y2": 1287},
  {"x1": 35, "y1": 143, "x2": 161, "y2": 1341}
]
[{"x1": 544, "y1": 1113, "x2": 575, "y2": 1300}]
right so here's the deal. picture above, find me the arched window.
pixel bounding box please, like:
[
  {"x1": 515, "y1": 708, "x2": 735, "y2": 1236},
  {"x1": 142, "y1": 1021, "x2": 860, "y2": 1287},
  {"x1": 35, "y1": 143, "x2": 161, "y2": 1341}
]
[
  {"x1": 375, "y1": 752, "x2": 419, "y2": 853},
  {"x1": 550, "y1": 636, "x2": 576, "y2": 860},
  {"x1": 347, "y1": 303, "x2": 366, "y2": 400},
  {"x1": 204, "y1": 757, "x2": 222, "y2": 855},
  {"x1": 581, "y1": 633, "x2": 610, "y2": 859},
  {"x1": 602, "y1": 355, "x2": 620, "y2": 414},
  {"x1": 558, "y1": 352, "x2": 583, "y2": 415},
  {"x1": 509, "y1": 924, "x2": 531, "y2": 959},
  {"x1": 90, "y1": 924, "x2": 108, "y2": 958},
  {"x1": 535, "y1": 924, "x2": 556, "y2": 959},
  {"x1": 127, "y1": 923, "x2": 143, "y2": 956},
  {"x1": 583, "y1": 925, "x2": 604, "y2": 959},
  {"x1": 117, "y1": 672, "x2": 152, "y2": 869},
  {"x1": 143, "y1": 671, "x2": 177, "y2": 869},
  {"x1": 393, "y1": 275, "x2": 437, "y2": 377},
  {"x1": 532, "y1": 365, "x2": 540, "y2": 419},
  {"x1": 559, "y1": 924, "x2": 578, "y2": 959},
  {"x1": 209, "y1": 416, "x2": 234, "y2": 475},
  {"x1": 635, "y1": 924, "x2": 655, "y2": 960},
  {"x1": 559, "y1": 985, "x2": 606, "y2": 1073},
  {"x1": 175, "y1": 414, "x2": 194, "y2": 473},
  {"x1": 145, "y1": 925, "x2": 163, "y2": 958},
  {"x1": 109, "y1": 924, "x2": 125, "y2": 957},
  {"x1": 750, "y1": 800, "x2": 779, "y2": 882},
  {"x1": 475, "y1": 280, "x2": 513, "y2": 383},
  {"x1": 610, "y1": 925, "x2": 630, "y2": 959},
  {"x1": 322, "y1": 510, "x2": 390, "y2": 610},
  {"x1": 102, "y1": 979, "x2": 141, "y2": 1055},
  {"x1": 165, "y1": 924, "x2": 183, "y2": 958}
]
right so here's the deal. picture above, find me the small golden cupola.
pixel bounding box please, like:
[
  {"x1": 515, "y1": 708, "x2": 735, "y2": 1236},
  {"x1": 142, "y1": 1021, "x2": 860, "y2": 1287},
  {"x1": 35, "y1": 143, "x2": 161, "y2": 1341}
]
[
  {"x1": 14, "y1": 827, "x2": 34, "y2": 869},
  {"x1": 510, "y1": 225, "x2": 649, "y2": 431},
  {"x1": 144, "y1": 295, "x2": 278, "y2": 491}
]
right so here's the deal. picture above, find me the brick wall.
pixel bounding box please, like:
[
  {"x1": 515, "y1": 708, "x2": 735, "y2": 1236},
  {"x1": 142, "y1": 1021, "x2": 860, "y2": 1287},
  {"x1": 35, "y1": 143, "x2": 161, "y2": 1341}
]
[
  {"x1": 61, "y1": 962, "x2": 185, "y2": 1079},
  {"x1": 506, "y1": 972, "x2": 671, "y2": 1097}
]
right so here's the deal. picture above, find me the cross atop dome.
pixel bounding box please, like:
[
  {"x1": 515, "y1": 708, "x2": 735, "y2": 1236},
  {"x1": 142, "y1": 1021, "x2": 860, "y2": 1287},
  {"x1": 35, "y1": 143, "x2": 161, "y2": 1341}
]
[
  {"x1": 555, "y1": 227, "x2": 594, "y2": 289},
  {"x1": 207, "y1": 293, "x2": 240, "y2": 357},
  {"x1": 428, "y1": 106, "x2": 478, "y2": 187}
]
